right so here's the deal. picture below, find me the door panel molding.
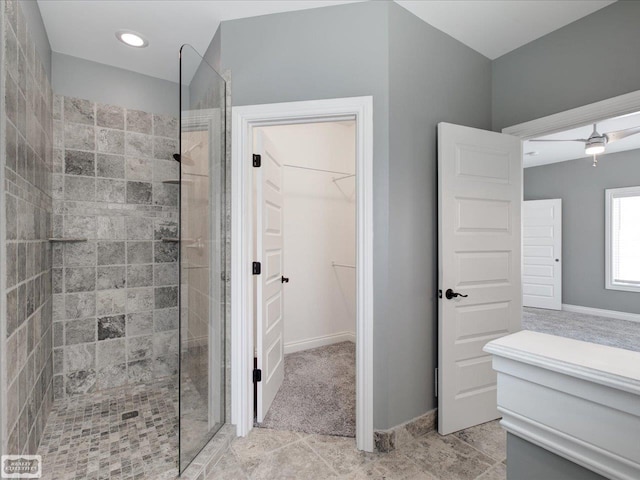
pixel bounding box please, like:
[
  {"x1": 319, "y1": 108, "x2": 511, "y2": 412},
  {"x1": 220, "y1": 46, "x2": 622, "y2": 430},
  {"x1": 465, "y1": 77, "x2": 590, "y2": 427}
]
[
  {"x1": 523, "y1": 199, "x2": 562, "y2": 310},
  {"x1": 255, "y1": 131, "x2": 285, "y2": 421},
  {"x1": 438, "y1": 122, "x2": 522, "y2": 435}
]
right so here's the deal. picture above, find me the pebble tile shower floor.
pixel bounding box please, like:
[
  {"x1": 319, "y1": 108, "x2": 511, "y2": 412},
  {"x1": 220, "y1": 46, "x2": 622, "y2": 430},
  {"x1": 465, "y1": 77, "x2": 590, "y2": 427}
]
[{"x1": 36, "y1": 379, "x2": 178, "y2": 480}]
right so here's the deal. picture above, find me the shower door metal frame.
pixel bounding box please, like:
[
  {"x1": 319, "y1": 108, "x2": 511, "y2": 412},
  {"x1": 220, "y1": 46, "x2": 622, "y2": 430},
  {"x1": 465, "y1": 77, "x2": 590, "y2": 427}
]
[{"x1": 230, "y1": 96, "x2": 374, "y2": 452}]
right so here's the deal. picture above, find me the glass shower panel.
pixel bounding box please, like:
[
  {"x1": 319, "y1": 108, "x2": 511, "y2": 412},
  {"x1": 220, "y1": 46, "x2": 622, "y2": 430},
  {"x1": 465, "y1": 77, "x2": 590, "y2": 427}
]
[{"x1": 179, "y1": 44, "x2": 226, "y2": 472}]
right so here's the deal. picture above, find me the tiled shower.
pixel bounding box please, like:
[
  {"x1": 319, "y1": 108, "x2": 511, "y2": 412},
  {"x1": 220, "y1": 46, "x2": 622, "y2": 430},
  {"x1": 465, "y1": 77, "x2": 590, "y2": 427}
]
[
  {"x1": 50, "y1": 96, "x2": 179, "y2": 398},
  {"x1": 2, "y1": 0, "x2": 55, "y2": 457},
  {"x1": 1, "y1": 1, "x2": 229, "y2": 479}
]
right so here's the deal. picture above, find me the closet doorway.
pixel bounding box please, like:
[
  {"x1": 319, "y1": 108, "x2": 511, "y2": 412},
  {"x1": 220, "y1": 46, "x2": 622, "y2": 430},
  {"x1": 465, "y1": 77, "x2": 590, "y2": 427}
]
[
  {"x1": 231, "y1": 96, "x2": 374, "y2": 452},
  {"x1": 253, "y1": 121, "x2": 357, "y2": 437}
]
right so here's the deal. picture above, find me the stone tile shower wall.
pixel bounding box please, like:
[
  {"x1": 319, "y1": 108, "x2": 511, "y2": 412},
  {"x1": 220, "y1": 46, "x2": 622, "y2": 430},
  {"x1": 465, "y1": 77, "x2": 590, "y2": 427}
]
[
  {"x1": 1, "y1": 0, "x2": 54, "y2": 455},
  {"x1": 51, "y1": 95, "x2": 179, "y2": 399}
]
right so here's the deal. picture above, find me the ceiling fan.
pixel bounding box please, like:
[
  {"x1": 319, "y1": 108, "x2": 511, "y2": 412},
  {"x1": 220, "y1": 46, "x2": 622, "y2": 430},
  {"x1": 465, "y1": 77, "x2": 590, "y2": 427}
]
[{"x1": 530, "y1": 123, "x2": 640, "y2": 166}]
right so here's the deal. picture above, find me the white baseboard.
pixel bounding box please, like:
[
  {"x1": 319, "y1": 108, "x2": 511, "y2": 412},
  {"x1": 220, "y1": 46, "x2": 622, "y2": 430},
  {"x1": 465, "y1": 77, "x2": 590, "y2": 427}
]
[
  {"x1": 562, "y1": 304, "x2": 640, "y2": 324},
  {"x1": 284, "y1": 331, "x2": 356, "y2": 354}
]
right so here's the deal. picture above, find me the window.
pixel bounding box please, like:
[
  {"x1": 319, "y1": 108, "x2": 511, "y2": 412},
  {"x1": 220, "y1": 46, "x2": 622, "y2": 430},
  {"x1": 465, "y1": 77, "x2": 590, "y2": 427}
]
[{"x1": 606, "y1": 186, "x2": 640, "y2": 292}]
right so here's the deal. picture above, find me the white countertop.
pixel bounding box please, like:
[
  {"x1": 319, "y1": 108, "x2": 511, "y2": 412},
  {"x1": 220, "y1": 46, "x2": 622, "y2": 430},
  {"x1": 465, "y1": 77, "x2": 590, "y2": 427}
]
[{"x1": 484, "y1": 330, "x2": 640, "y2": 393}]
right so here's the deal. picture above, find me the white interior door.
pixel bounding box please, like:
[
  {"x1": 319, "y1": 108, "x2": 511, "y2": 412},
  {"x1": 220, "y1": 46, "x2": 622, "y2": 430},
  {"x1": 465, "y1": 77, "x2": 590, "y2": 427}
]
[
  {"x1": 523, "y1": 199, "x2": 562, "y2": 310},
  {"x1": 255, "y1": 131, "x2": 285, "y2": 422},
  {"x1": 438, "y1": 122, "x2": 522, "y2": 435}
]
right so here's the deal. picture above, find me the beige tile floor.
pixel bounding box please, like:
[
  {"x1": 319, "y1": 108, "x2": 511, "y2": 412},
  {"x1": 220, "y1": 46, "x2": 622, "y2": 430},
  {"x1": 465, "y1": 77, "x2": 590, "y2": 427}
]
[{"x1": 206, "y1": 420, "x2": 507, "y2": 480}]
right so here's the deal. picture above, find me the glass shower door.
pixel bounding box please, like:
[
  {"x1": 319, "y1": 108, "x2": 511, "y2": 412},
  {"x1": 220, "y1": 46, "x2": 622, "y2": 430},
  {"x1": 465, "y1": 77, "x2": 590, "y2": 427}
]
[{"x1": 179, "y1": 44, "x2": 226, "y2": 472}]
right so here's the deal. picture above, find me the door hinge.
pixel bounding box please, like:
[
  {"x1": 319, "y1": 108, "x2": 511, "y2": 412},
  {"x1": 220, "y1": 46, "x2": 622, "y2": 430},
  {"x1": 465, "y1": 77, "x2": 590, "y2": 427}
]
[
  {"x1": 252, "y1": 262, "x2": 261, "y2": 275},
  {"x1": 253, "y1": 368, "x2": 262, "y2": 383},
  {"x1": 253, "y1": 154, "x2": 261, "y2": 167},
  {"x1": 435, "y1": 367, "x2": 438, "y2": 397}
]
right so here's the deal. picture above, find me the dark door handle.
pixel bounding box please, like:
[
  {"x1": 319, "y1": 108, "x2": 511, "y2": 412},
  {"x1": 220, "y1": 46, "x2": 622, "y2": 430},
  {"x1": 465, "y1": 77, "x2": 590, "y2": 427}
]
[
  {"x1": 445, "y1": 289, "x2": 468, "y2": 300},
  {"x1": 281, "y1": 276, "x2": 290, "y2": 283}
]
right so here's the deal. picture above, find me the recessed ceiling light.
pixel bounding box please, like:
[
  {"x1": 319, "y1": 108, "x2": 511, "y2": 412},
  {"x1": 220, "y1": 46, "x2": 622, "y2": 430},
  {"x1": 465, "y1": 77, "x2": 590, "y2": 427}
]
[{"x1": 116, "y1": 30, "x2": 148, "y2": 48}]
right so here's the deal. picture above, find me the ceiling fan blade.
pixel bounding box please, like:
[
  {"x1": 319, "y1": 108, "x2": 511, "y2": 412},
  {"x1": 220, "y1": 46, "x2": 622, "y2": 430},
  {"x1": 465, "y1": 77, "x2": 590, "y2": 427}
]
[
  {"x1": 529, "y1": 139, "x2": 588, "y2": 143},
  {"x1": 605, "y1": 126, "x2": 640, "y2": 143}
]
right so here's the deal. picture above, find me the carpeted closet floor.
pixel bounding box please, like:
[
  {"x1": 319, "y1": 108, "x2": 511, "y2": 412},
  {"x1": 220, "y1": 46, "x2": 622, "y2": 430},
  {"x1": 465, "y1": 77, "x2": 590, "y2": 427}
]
[{"x1": 258, "y1": 341, "x2": 355, "y2": 437}]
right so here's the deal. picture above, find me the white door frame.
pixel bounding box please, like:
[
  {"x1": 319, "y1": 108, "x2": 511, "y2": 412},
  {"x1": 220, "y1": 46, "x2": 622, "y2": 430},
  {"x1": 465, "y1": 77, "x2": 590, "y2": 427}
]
[
  {"x1": 230, "y1": 96, "x2": 374, "y2": 452},
  {"x1": 504, "y1": 89, "x2": 640, "y2": 314},
  {"x1": 503, "y1": 89, "x2": 640, "y2": 139}
]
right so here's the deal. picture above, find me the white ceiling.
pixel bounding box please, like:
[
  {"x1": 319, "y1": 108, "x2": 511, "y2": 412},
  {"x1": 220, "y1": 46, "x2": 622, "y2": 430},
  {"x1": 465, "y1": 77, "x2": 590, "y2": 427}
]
[
  {"x1": 38, "y1": 0, "x2": 616, "y2": 82},
  {"x1": 37, "y1": 1, "x2": 363, "y2": 82},
  {"x1": 524, "y1": 112, "x2": 640, "y2": 168},
  {"x1": 395, "y1": 1, "x2": 615, "y2": 60}
]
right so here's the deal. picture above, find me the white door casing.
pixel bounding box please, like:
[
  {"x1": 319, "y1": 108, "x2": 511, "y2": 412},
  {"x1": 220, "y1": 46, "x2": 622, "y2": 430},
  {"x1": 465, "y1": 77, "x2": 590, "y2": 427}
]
[
  {"x1": 523, "y1": 199, "x2": 562, "y2": 310},
  {"x1": 255, "y1": 131, "x2": 285, "y2": 422},
  {"x1": 438, "y1": 122, "x2": 522, "y2": 435},
  {"x1": 231, "y1": 96, "x2": 374, "y2": 452}
]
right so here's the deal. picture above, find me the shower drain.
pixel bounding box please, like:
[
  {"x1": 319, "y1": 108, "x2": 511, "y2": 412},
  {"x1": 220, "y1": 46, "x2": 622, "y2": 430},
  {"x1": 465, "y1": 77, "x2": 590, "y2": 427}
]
[{"x1": 122, "y1": 410, "x2": 139, "y2": 420}]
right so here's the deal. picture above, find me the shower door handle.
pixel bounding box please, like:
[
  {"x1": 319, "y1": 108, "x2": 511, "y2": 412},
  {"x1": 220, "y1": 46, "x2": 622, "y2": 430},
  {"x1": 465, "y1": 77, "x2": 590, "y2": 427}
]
[{"x1": 281, "y1": 276, "x2": 290, "y2": 283}]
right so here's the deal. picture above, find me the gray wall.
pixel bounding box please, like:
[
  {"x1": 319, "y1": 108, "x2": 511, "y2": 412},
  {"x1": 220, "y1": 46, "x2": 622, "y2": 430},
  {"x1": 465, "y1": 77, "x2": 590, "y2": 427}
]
[
  {"x1": 507, "y1": 433, "x2": 607, "y2": 480},
  {"x1": 524, "y1": 149, "x2": 640, "y2": 314},
  {"x1": 385, "y1": 3, "x2": 492, "y2": 428},
  {"x1": 185, "y1": 44, "x2": 225, "y2": 111},
  {"x1": 203, "y1": 27, "x2": 222, "y2": 74},
  {"x1": 219, "y1": 1, "x2": 391, "y2": 428},
  {"x1": 52, "y1": 53, "x2": 179, "y2": 116},
  {"x1": 492, "y1": 0, "x2": 640, "y2": 131},
  {"x1": 18, "y1": 0, "x2": 51, "y2": 78},
  {"x1": 217, "y1": 0, "x2": 493, "y2": 429}
]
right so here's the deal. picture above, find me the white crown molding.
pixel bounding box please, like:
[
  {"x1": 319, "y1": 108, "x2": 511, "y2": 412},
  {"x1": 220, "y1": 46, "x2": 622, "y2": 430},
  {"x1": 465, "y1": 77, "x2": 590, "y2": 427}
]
[
  {"x1": 503, "y1": 89, "x2": 640, "y2": 139},
  {"x1": 563, "y1": 304, "x2": 640, "y2": 324}
]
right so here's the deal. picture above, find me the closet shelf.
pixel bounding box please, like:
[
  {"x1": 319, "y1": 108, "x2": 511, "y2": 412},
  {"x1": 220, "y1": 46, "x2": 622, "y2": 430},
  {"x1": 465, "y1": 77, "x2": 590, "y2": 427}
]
[
  {"x1": 332, "y1": 261, "x2": 355, "y2": 269},
  {"x1": 284, "y1": 163, "x2": 354, "y2": 177},
  {"x1": 48, "y1": 238, "x2": 88, "y2": 243}
]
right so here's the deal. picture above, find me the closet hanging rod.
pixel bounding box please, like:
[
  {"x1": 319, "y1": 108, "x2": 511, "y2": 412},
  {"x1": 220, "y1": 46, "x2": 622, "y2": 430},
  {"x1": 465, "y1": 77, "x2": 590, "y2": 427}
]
[
  {"x1": 332, "y1": 173, "x2": 355, "y2": 183},
  {"x1": 332, "y1": 261, "x2": 356, "y2": 269},
  {"x1": 283, "y1": 164, "x2": 354, "y2": 177}
]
